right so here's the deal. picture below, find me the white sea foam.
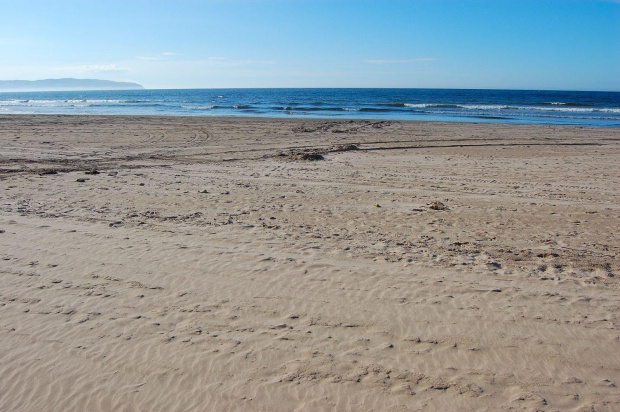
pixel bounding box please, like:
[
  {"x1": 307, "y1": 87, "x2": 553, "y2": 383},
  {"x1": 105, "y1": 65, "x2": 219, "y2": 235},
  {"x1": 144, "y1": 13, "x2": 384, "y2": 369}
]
[
  {"x1": 0, "y1": 100, "x2": 22, "y2": 106},
  {"x1": 181, "y1": 105, "x2": 214, "y2": 110},
  {"x1": 461, "y1": 105, "x2": 509, "y2": 110},
  {"x1": 527, "y1": 106, "x2": 620, "y2": 113},
  {"x1": 0, "y1": 99, "x2": 131, "y2": 107},
  {"x1": 401, "y1": 102, "x2": 620, "y2": 114}
]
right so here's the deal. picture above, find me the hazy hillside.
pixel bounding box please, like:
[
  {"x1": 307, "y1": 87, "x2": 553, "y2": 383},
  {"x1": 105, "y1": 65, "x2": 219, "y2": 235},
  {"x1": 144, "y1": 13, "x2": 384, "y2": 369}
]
[{"x1": 0, "y1": 78, "x2": 144, "y2": 91}]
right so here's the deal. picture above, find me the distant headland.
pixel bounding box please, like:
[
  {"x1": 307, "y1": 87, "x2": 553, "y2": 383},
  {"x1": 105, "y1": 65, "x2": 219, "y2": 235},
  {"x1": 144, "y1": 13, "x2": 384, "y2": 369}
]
[{"x1": 0, "y1": 78, "x2": 144, "y2": 91}]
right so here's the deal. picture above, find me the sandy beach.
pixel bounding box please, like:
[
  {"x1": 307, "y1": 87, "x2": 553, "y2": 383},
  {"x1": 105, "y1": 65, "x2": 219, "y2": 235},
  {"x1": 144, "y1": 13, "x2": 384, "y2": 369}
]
[{"x1": 1, "y1": 115, "x2": 619, "y2": 411}]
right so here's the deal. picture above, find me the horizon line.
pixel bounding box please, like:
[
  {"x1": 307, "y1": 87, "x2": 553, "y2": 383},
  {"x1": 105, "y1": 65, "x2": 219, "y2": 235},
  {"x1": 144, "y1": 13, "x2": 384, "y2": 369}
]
[{"x1": 1, "y1": 86, "x2": 619, "y2": 93}]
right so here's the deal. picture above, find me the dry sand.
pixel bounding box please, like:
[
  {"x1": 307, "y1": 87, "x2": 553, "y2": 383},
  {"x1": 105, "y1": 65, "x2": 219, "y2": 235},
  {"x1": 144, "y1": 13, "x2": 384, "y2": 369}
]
[{"x1": 1, "y1": 115, "x2": 619, "y2": 411}]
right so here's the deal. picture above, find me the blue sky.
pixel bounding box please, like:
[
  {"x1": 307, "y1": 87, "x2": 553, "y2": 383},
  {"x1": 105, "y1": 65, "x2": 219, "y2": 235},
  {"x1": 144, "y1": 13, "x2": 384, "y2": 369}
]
[{"x1": 1, "y1": 0, "x2": 618, "y2": 90}]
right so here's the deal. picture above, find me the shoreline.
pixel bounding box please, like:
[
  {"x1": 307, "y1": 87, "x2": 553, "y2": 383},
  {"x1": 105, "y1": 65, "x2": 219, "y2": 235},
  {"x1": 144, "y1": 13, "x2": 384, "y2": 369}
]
[
  {"x1": 2, "y1": 112, "x2": 620, "y2": 129},
  {"x1": 1, "y1": 115, "x2": 619, "y2": 410},
  {"x1": 2, "y1": 112, "x2": 618, "y2": 126}
]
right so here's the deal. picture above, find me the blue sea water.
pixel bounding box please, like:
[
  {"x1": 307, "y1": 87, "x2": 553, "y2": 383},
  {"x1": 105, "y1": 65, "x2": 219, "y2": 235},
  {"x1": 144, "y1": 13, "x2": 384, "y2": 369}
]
[{"x1": 1, "y1": 88, "x2": 619, "y2": 127}]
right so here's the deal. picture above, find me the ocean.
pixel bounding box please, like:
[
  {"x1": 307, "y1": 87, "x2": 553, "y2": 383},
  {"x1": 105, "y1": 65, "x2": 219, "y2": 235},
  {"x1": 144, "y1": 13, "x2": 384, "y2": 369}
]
[{"x1": 1, "y1": 88, "x2": 619, "y2": 127}]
